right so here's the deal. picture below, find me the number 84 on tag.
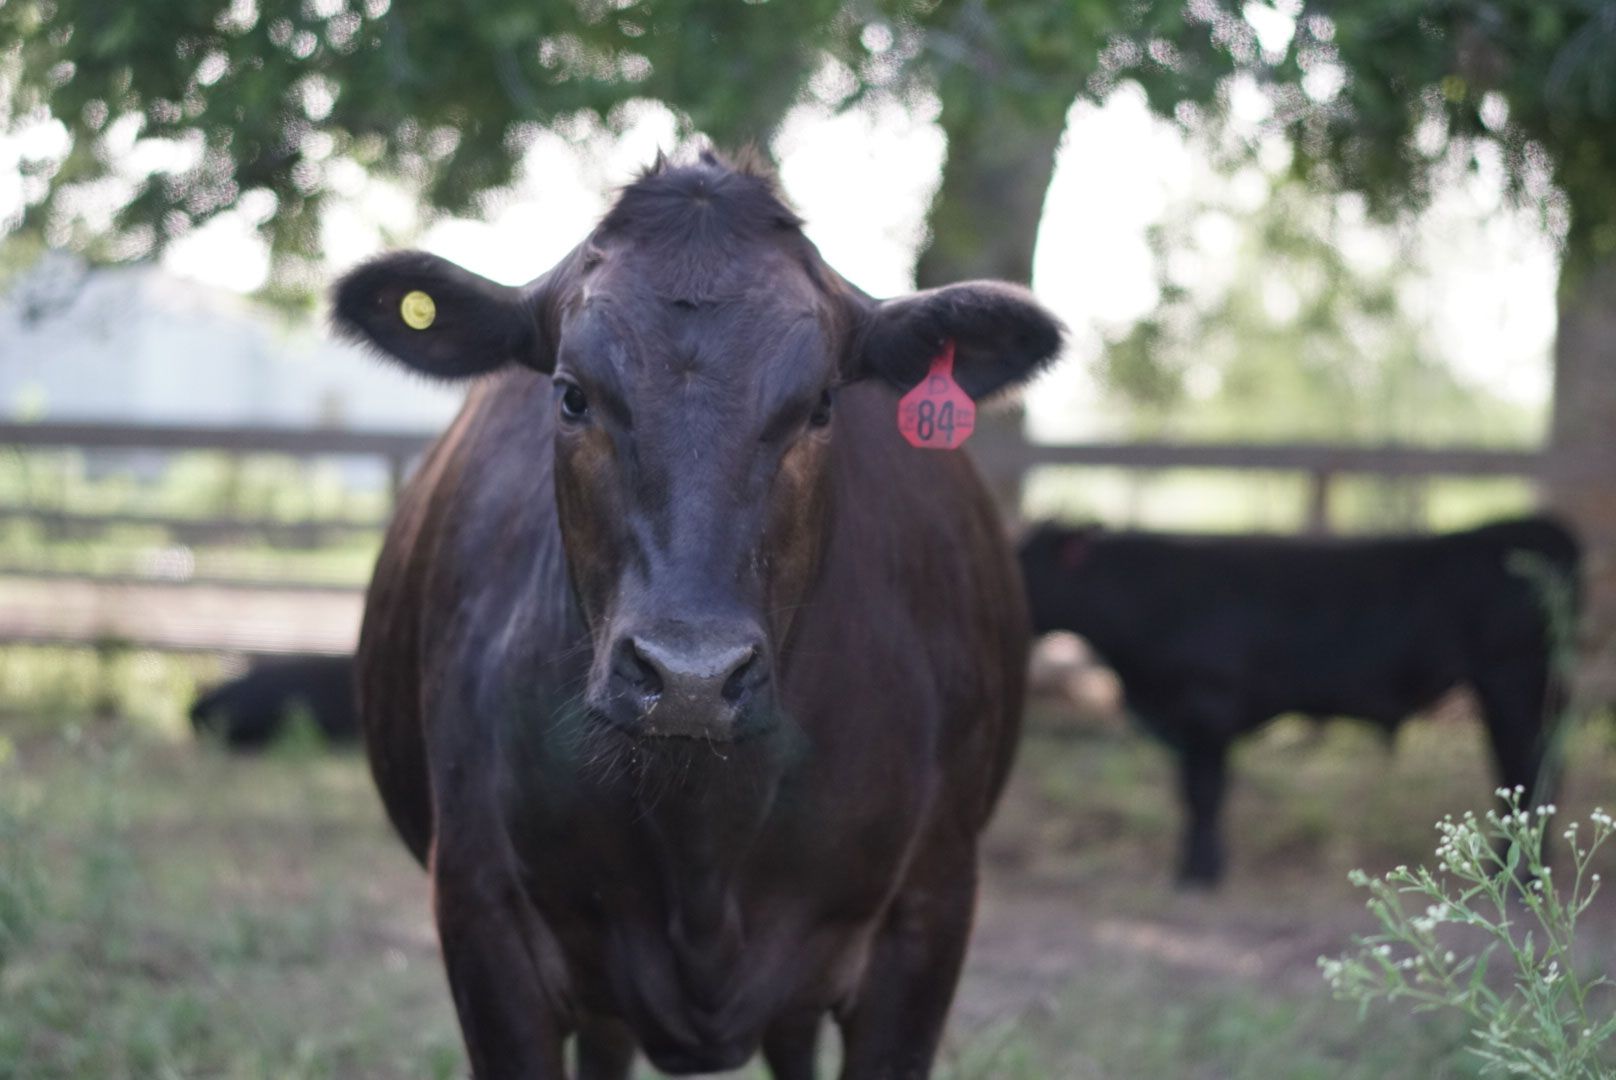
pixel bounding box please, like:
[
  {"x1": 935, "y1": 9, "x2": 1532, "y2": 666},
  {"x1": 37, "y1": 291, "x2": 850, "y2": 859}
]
[{"x1": 897, "y1": 340, "x2": 977, "y2": 450}]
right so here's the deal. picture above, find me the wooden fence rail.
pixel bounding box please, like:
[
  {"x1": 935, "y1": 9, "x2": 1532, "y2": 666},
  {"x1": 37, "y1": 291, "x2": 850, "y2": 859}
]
[
  {"x1": 0, "y1": 420, "x2": 429, "y2": 457},
  {"x1": 0, "y1": 420, "x2": 427, "y2": 501},
  {"x1": 966, "y1": 426, "x2": 1545, "y2": 533}
]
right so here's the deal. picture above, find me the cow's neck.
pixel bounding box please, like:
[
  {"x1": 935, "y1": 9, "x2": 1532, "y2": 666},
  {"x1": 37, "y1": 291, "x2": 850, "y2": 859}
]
[{"x1": 634, "y1": 740, "x2": 783, "y2": 1001}]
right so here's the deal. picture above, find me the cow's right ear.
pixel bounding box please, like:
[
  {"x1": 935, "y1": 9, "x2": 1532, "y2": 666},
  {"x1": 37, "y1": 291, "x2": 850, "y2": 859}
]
[{"x1": 331, "y1": 251, "x2": 553, "y2": 379}]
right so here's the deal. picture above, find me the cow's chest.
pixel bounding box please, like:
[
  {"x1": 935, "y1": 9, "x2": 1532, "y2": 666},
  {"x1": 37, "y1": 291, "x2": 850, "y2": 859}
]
[{"x1": 502, "y1": 714, "x2": 935, "y2": 1035}]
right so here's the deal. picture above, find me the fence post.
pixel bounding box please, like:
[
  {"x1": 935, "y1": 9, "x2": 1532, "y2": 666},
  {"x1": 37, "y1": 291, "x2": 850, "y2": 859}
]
[
  {"x1": 93, "y1": 634, "x2": 129, "y2": 722},
  {"x1": 1305, "y1": 469, "x2": 1332, "y2": 535},
  {"x1": 387, "y1": 453, "x2": 406, "y2": 509}
]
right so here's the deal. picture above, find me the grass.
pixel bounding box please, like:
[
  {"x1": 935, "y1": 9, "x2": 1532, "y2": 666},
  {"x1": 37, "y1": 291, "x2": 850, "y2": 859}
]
[
  {"x1": 0, "y1": 728, "x2": 463, "y2": 1079},
  {"x1": 937, "y1": 974, "x2": 1484, "y2": 1080},
  {"x1": 1, "y1": 693, "x2": 1612, "y2": 1078}
]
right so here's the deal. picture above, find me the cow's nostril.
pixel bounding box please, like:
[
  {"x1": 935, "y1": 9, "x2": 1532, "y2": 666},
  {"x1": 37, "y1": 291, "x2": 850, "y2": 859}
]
[
  {"x1": 616, "y1": 638, "x2": 664, "y2": 696},
  {"x1": 720, "y1": 648, "x2": 764, "y2": 705}
]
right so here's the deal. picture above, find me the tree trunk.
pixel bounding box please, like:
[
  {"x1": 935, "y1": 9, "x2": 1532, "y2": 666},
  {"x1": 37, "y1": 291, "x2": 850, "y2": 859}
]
[
  {"x1": 916, "y1": 99, "x2": 1068, "y2": 521},
  {"x1": 1547, "y1": 249, "x2": 1616, "y2": 704},
  {"x1": 914, "y1": 103, "x2": 1067, "y2": 290}
]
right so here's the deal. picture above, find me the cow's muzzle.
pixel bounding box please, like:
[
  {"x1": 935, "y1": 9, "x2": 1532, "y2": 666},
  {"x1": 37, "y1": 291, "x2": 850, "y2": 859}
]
[{"x1": 592, "y1": 618, "x2": 771, "y2": 741}]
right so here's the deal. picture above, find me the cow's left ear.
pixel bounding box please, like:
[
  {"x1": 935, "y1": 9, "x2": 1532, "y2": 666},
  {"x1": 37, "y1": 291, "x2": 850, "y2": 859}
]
[
  {"x1": 851, "y1": 281, "x2": 1064, "y2": 399},
  {"x1": 331, "y1": 251, "x2": 553, "y2": 380}
]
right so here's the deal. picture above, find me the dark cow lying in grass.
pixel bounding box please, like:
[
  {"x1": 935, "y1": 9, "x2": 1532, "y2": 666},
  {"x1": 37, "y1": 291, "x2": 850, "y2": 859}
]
[
  {"x1": 190, "y1": 655, "x2": 358, "y2": 750},
  {"x1": 334, "y1": 151, "x2": 1062, "y2": 1078},
  {"x1": 1019, "y1": 517, "x2": 1580, "y2": 886}
]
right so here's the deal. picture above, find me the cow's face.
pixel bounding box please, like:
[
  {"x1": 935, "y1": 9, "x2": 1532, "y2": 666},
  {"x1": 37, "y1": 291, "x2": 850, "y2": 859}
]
[
  {"x1": 543, "y1": 233, "x2": 841, "y2": 742},
  {"x1": 334, "y1": 156, "x2": 1062, "y2": 743},
  {"x1": 1018, "y1": 523, "x2": 1105, "y2": 636}
]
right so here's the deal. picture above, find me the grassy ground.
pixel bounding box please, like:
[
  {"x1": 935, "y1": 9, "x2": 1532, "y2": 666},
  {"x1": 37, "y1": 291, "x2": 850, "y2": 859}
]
[
  {"x1": 1, "y1": 691, "x2": 1613, "y2": 1078},
  {"x1": 0, "y1": 726, "x2": 462, "y2": 1079}
]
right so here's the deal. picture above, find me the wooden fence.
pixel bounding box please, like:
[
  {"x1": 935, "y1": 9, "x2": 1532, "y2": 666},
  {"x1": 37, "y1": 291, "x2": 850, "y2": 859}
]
[
  {"x1": 0, "y1": 420, "x2": 1551, "y2": 658},
  {"x1": 966, "y1": 424, "x2": 1544, "y2": 533}
]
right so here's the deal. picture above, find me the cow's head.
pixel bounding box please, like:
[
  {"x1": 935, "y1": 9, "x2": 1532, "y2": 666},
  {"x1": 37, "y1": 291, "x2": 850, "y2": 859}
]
[
  {"x1": 334, "y1": 152, "x2": 1062, "y2": 743},
  {"x1": 1017, "y1": 522, "x2": 1111, "y2": 637}
]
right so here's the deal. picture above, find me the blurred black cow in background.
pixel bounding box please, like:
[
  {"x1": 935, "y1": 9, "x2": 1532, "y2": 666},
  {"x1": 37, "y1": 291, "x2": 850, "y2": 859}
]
[
  {"x1": 1019, "y1": 517, "x2": 1581, "y2": 886},
  {"x1": 190, "y1": 655, "x2": 358, "y2": 750}
]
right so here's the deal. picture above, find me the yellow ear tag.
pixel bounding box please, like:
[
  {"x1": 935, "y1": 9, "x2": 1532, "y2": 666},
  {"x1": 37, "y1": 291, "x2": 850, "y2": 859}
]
[{"x1": 400, "y1": 290, "x2": 436, "y2": 330}]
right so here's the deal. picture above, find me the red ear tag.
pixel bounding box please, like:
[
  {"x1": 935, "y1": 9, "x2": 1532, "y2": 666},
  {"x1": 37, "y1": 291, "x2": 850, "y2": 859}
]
[{"x1": 897, "y1": 340, "x2": 976, "y2": 450}]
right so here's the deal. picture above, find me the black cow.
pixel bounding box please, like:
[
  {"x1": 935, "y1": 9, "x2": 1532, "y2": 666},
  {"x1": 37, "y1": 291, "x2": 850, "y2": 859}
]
[
  {"x1": 333, "y1": 151, "x2": 1063, "y2": 1078},
  {"x1": 1019, "y1": 517, "x2": 1580, "y2": 885},
  {"x1": 190, "y1": 655, "x2": 358, "y2": 749}
]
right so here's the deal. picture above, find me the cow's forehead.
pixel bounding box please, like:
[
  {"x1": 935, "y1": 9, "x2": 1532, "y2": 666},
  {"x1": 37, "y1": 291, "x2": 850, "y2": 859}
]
[
  {"x1": 586, "y1": 232, "x2": 821, "y2": 307},
  {"x1": 563, "y1": 251, "x2": 831, "y2": 377},
  {"x1": 568, "y1": 303, "x2": 831, "y2": 411}
]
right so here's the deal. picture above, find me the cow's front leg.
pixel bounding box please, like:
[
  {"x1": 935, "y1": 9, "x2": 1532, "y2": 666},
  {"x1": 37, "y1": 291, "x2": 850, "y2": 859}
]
[
  {"x1": 836, "y1": 856, "x2": 976, "y2": 1080},
  {"x1": 763, "y1": 1010, "x2": 822, "y2": 1080},
  {"x1": 1474, "y1": 655, "x2": 1558, "y2": 809},
  {"x1": 1175, "y1": 737, "x2": 1229, "y2": 887},
  {"x1": 575, "y1": 1015, "x2": 636, "y2": 1080},
  {"x1": 1474, "y1": 654, "x2": 1562, "y2": 872},
  {"x1": 432, "y1": 846, "x2": 567, "y2": 1079}
]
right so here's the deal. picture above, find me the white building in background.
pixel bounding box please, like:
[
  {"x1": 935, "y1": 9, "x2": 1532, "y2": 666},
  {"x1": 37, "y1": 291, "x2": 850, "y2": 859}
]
[{"x1": 0, "y1": 252, "x2": 464, "y2": 431}]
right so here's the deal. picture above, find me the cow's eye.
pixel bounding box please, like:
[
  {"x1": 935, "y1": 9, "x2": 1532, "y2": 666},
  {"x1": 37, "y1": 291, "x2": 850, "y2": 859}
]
[
  {"x1": 558, "y1": 381, "x2": 590, "y2": 423},
  {"x1": 808, "y1": 389, "x2": 833, "y2": 429}
]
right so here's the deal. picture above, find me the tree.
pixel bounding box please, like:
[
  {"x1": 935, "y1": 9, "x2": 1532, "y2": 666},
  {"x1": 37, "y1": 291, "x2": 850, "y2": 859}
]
[
  {"x1": 1154, "y1": 0, "x2": 1616, "y2": 680},
  {"x1": 0, "y1": 0, "x2": 845, "y2": 291},
  {"x1": 1101, "y1": 178, "x2": 1535, "y2": 447},
  {"x1": 0, "y1": 1, "x2": 1232, "y2": 290},
  {"x1": 820, "y1": 2, "x2": 1237, "y2": 287}
]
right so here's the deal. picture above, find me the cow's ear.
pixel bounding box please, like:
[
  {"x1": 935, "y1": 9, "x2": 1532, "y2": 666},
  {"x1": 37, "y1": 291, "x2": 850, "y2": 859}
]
[
  {"x1": 331, "y1": 251, "x2": 553, "y2": 379},
  {"x1": 850, "y1": 281, "x2": 1064, "y2": 400}
]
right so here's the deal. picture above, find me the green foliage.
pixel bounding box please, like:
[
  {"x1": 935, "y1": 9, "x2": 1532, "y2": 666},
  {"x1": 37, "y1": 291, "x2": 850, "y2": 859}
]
[
  {"x1": 0, "y1": 0, "x2": 846, "y2": 291},
  {"x1": 1096, "y1": 174, "x2": 1537, "y2": 445},
  {"x1": 1154, "y1": 1, "x2": 1616, "y2": 270},
  {"x1": 1322, "y1": 792, "x2": 1616, "y2": 1079},
  {"x1": 8, "y1": 0, "x2": 1616, "y2": 291},
  {"x1": 826, "y1": 0, "x2": 1233, "y2": 129},
  {"x1": 0, "y1": 0, "x2": 1247, "y2": 291}
]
